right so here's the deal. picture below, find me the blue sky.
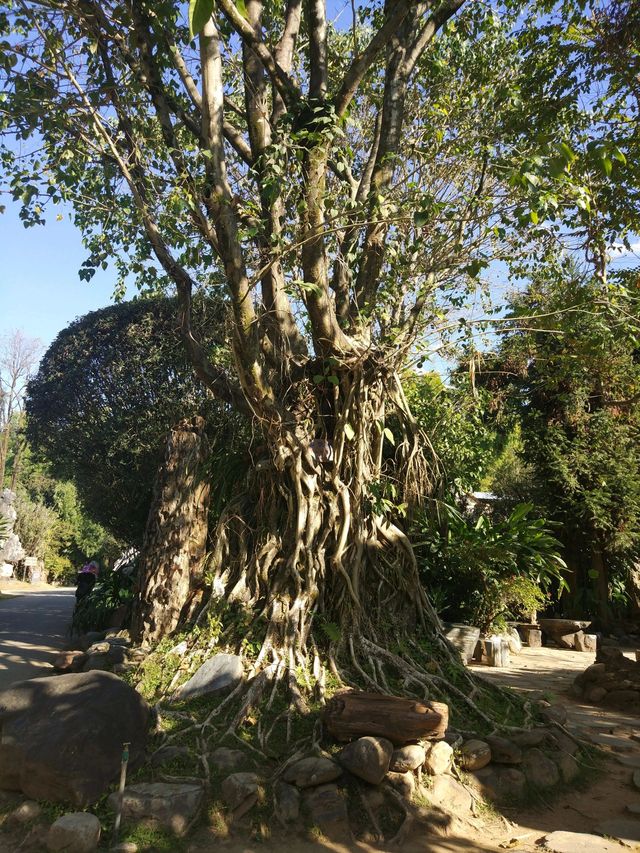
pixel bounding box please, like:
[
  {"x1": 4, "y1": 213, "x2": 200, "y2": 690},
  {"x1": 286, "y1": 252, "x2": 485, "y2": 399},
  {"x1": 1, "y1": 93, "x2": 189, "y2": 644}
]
[{"x1": 0, "y1": 200, "x2": 126, "y2": 350}]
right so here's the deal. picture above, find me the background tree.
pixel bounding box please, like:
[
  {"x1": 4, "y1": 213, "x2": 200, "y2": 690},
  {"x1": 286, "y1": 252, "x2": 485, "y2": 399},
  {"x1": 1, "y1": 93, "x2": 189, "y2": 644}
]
[
  {"x1": 0, "y1": 331, "x2": 41, "y2": 488},
  {"x1": 4, "y1": 427, "x2": 121, "y2": 581},
  {"x1": 26, "y1": 296, "x2": 245, "y2": 544},
  {"x1": 481, "y1": 262, "x2": 640, "y2": 626},
  {"x1": 2, "y1": 0, "x2": 637, "y2": 720}
]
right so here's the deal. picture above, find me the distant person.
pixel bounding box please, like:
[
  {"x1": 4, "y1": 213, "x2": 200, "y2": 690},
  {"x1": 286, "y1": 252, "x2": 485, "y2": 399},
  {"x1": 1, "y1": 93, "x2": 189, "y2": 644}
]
[{"x1": 75, "y1": 561, "x2": 99, "y2": 602}]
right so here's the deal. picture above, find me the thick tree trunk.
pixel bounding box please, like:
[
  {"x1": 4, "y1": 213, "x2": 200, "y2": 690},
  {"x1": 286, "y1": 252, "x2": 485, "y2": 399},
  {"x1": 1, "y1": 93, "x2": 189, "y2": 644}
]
[{"x1": 132, "y1": 416, "x2": 210, "y2": 644}]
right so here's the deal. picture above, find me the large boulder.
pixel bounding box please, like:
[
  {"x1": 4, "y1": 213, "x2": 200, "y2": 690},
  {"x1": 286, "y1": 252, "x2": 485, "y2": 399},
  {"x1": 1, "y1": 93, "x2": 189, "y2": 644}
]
[{"x1": 0, "y1": 671, "x2": 149, "y2": 805}]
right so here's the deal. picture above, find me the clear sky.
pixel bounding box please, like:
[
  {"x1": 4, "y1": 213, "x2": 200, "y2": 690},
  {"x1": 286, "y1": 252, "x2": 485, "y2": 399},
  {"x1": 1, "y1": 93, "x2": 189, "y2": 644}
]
[{"x1": 0, "y1": 199, "x2": 126, "y2": 351}]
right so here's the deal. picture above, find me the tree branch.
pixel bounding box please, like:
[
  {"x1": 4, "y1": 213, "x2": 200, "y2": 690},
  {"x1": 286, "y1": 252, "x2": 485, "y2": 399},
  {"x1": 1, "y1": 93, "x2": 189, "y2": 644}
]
[
  {"x1": 334, "y1": 0, "x2": 415, "y2": 117},
  {"x1": 216, "y1": 0, "x2": 300, "y2": 106}
]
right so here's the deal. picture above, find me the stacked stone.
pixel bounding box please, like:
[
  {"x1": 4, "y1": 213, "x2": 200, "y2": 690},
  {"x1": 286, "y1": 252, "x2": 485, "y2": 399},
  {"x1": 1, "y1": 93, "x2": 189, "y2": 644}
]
[{"x1": 572, "y1": 647, "x2": 640, "y2": 710}]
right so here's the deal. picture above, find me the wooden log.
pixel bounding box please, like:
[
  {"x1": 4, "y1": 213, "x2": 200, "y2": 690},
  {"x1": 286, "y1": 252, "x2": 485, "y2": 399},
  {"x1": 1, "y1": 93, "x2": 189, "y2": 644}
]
[{"x1": 323, "y1": 691, "x2": 448, "y2": 746}]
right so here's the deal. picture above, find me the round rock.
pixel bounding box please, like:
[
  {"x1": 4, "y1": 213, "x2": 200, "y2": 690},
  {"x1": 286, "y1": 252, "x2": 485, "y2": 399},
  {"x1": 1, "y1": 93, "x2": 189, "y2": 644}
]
[
  {"x1": 338, "y1": 736, "x2": 393, "y2": 785},
  {"x1": 523, "y1": 747, "x2": 560, "y2": 789},
  {"x1": 485, "y1": 735, "x2": 522, "y2": 764},
  {"x1": 458, "y1": 739, "x2": 491, "y2": 771},
  {"x1": 282, "y1": 756, "x2": 341, "y2": 788},
  {"x1": 424, "y1": 740, "x2": 453, "y2": 776},
  {"x1": 46, "y1": 812, "x2": 101, "y2": 853},
  {"x1": 390, "y1": 744, "x2": 426, "y2": 773}
]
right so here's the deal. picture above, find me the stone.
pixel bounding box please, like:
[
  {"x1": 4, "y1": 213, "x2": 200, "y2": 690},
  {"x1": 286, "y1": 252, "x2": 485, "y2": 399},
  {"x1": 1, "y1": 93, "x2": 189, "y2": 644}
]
[
  {"x1": 543, "y1": 830, "x2": 624, "y2": 853},
  {"x1": 46, "y1": 812, "x2": 101, "y2": 853},
  {"x1": 210, "y1": 747, "x2": 251, "y2": 773},
  {"x1": 511, "y1": 729, "x2": 546, "y2": 748},
  {"x1": 633, "y1": 769, "x2": 640, "y2": 789},
  {"x1": 82, "y1": 653, "x2": 110, "y2": 672},
  {"x1": 149, "y1": 745, "x2": 191, "y2": 767},
  {"x1": 106, "y1": 645, "x2": 127, "y2": 665},
  {"x1": 485, "y1": 735, "x2": 522, "y2": 764},
  {"x1": 585, "y1": 732, "x2": 633, "y2": 752},
  {"x1": 108, "y1": 782, "x2": 204, "y2": 836},
  {"x1": 174, "y1": 654, "x2": 243, "y2": 701},
  {"x1": 220, "y1": 772, "x2": 259, "y2": 811},
  {"x1": 303, "y1": 784, "x2": 349, "y2": 843},
  {"x1": 53, "y1": 651, "x2": 87, "y2": 673},
  {"x1": 496, "y1": 767, "x2": 526, "y2": 799},
  {"x1": 587, "y1": 686, "x2": 608, "y2": 703},
  {"x1": 169, "y1": 640, "x2": 188, "y2": 656},
  {"x1": 617, "y1": 754, "x2": 640, "y2": 769},
  {"x1": 283, "y1": 756, "x2": 342, "y2": 788},
  {"x1": 424, "y1": 740, "x2": 453, "y2": 776},
  {"x1": 539, "y1": 704, "x2": 568, "y2": 726},
  {"x1": 86, "y1": 641, "x2": 111, "y2": 655},
  {"x1": 626, "y1": 803, "x2": 640, "y2": 816},
  {"x1": 576, "y1": 633, "x2": 598, "y2": 653},
  {"x1": 389, "y1": 744, "x2": 426, "y2": 773},
  {"x1": 604, "y1": 689, "x2": 640, "y2": 708},
  {"x1": 522, "y1": 748, "x2": 560, "y2": 789},
  {"x1": 595, "y1": 818, "x2": 640, "y2": 846},
  {"x1": 556, "y1": 752, "x2": 579, "y2": 784},
  {"x1": 387, "y1": 771, "x2": 416, "y2": 798},
  {"x1": 109, "y1": 844, "x2": 138, "y2": 853},
  {"x1": 80, "y1": 631, "x2": 107, "y2": 650},
  {"x1": 548, "y1": 730, "x2": 579, "y2": 756},
  {"x1": 338, "y1": 736, "x2": 393, "y2": 785},
  {"x1": 458, "y1": 739, "x2": 491, "y2": 771},
  {"x1": 557, "y1": 631, "x2": 580, "y2": 650},
  {"x1": 7, "y1": 800, "x2": 42, "y2": 824},
  {"x1": 506, "y1": 627, "x2": 522, "y2": 654},
  {"x1": 428, "y1": 774, "x2": 473, "y2": 813},
  {"x1": 0, "y1": 671, "x2": 149, "y2": 805},
  {"x1": 274, "y1": 781, "x2": 300, "y2": 823},
  {"x1": 582, "y1": 662, "x2": 607, "y2": 681}
]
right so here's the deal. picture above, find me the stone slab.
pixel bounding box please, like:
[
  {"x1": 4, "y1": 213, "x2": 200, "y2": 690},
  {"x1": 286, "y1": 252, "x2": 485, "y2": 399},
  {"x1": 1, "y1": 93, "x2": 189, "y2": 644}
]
[
  {"x1": 595, "y1": 818, "x2": 640, "y2": 846},
  {"x1": 543, "y1": 830, "x2": 626, "y2": 852},
  {"x1": 616, "y1": 754, "x2": 640, "y2": 769},
  {"x1": 586, "y1": 732, "x2": 634, "y2": 752}
]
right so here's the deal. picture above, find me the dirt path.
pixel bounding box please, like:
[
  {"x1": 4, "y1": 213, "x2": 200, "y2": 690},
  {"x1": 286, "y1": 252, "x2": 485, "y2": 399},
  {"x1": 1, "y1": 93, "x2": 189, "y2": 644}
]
[
  {"x1": 0, "y1": 586, "x2": 75, "y2": 689},
  {"x1": 468, "y1": 647, "x2": 640, "y2": 851}
]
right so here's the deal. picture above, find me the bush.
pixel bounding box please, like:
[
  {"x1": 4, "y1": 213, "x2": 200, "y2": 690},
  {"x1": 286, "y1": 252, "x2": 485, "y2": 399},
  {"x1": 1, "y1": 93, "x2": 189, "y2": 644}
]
[
  {"x1": 72, "y1": 562, "x2": 137, "y2": 633},
  {"x1": 415, "y1": 502, "x2": 567, "y2": 633}
]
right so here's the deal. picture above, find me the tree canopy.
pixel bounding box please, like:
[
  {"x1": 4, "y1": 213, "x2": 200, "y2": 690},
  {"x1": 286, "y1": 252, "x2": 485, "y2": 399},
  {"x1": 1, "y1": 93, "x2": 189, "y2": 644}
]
[{"x1": 26, "y1": 296, "x2": 243, "y2": 543}]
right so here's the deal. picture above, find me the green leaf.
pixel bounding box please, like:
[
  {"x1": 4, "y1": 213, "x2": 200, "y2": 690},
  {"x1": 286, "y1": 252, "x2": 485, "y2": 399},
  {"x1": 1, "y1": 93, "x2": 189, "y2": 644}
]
[
  {"x1": 558, "y1": 142, "x2": 576, "y2": 163},
  {"x1": 414, "y1": 210, "x2": 429, "y2": 228},
  {"x1": 529, "y1": 209, "x2": 539, "y2": 224},
  {"x1": 327, "y1": 375, "x2": 339, "y2": 386},
  {"x1": 600, "y1": 155, "x2": 612, "y2": 177},
  {"x1": 344, "y1": 422, "x2": 355, "y2": 440},
  {"x1": 383, "y1": 427, "x2": 395, "y2": 445},
  {"x1": 189, "y1": 0, "x2": 214, "y2": 38},
  {"x1": 235, "y1": 0, "x2": 248, "y2": 19},
  {"x1": 312, "y1": 374, "x2": 324, "y2": 384}
]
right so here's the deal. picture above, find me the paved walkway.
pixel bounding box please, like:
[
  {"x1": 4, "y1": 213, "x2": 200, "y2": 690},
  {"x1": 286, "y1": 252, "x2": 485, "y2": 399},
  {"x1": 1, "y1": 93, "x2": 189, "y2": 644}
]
[{"x1": 0, "y1": 587, "x2": 75, "y2": 690}]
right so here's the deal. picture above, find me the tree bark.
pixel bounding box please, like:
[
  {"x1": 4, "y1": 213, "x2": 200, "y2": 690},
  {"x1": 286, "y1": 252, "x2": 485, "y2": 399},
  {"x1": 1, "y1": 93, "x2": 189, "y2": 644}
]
[{"x1": 132, "y1": 416, "x2": 211, "y2": 644}]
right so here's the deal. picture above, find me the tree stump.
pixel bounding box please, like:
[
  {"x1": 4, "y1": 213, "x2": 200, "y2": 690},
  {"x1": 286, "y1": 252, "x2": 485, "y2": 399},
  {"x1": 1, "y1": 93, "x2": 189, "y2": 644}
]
[{"x1": 323, "y1": 691, "x2": 448, "y2": 746}]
